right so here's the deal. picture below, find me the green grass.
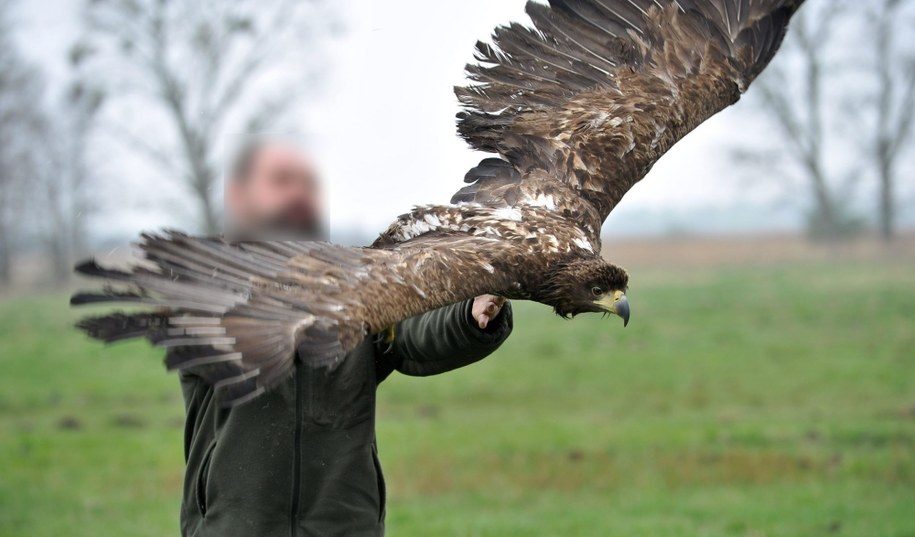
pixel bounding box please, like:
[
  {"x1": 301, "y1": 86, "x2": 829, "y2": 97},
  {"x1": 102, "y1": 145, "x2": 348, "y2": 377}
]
[{"x1": 1, "y1": 260, "x2": 914, "y2": 536}]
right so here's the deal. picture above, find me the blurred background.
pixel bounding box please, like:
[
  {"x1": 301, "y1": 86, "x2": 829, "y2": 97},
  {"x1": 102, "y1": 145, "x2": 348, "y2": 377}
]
[{"x1": 1, "y1": 0, "x2": 913, "y2": 535}]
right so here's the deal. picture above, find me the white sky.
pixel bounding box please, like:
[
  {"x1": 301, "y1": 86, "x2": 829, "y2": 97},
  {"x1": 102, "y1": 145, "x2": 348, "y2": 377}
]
[{"x1": 13, "y1": 0, "x2": 914, "y2": 241}]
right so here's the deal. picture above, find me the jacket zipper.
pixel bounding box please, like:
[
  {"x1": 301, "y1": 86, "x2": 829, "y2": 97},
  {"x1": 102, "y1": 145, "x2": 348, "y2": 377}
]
[{"x1": 289, "y1": 360, "x2": 304, "y2": 537}]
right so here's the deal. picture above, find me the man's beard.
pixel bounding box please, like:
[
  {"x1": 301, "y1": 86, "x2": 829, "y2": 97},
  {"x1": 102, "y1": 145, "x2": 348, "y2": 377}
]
[{"x1": 226, "y1": 205, "x2": 326, "y2": 242}]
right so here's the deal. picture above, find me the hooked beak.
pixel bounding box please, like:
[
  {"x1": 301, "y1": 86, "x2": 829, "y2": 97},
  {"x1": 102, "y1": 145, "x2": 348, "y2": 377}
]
[{"x1": 595, "y1": 290, "x2": 630, "y2": 327}]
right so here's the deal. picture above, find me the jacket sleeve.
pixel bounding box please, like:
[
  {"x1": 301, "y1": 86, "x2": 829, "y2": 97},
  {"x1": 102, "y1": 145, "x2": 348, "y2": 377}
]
[{"x1": 376, "y1": 299, "x2": 513, "y2": 382}]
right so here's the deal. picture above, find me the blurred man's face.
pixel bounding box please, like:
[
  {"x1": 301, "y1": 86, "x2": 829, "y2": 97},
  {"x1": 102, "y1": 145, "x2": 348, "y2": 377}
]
[{"x1": 225, "y1": 143, "x2": 325, "y2": 239}]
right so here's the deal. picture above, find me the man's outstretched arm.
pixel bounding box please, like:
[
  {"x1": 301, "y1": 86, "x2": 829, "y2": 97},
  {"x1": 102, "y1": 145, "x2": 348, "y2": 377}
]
[{"x1": 376, "y1": 296, "x2": 512, "y2": 381}]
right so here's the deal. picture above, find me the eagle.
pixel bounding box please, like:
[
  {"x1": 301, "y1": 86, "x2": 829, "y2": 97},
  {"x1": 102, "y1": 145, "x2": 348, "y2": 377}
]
[{"x1": 73, "y1": 0, "x2": 805, "y2": 405}]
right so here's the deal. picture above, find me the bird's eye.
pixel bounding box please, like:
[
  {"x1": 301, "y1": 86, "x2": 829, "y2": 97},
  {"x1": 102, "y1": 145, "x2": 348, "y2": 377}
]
[{"x1": 591, "y1": 286, "x2": 604, "y2": 296}]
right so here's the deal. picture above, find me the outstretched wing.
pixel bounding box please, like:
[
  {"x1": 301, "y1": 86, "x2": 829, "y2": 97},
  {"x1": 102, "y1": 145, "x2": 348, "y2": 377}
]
[
  {"x1": 73, "y1": 232, "x2": 515, "y2": 405},
  {"x1": 453, "y1": 0, "x2": 804, "y2": 237}
]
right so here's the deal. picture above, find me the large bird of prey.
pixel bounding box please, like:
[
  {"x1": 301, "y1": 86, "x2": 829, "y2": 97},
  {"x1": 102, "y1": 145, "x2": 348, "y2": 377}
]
[{"x1": 74, "y1": 0, "x2": 805, "y2": 405}]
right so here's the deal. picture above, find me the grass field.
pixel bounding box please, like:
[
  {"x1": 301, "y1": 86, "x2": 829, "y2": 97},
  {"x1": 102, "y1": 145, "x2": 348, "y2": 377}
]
[{"x1": 1, "y1": 255, "x2": 914, "y2": 536}]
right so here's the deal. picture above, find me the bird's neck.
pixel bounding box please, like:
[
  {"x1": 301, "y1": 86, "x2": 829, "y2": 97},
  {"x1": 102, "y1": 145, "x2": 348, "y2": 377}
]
[{"x1": 529, "y1": 260, "x2": 574, "y2": 316}]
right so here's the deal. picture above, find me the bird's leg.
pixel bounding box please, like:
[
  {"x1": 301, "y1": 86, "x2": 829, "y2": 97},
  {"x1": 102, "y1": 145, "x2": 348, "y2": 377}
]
[{"x1": 373, "y1": 324, "x2": 396, "y2": 354}]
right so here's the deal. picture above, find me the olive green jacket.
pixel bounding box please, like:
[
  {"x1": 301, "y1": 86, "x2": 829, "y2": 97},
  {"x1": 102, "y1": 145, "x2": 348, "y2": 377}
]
[{"x1": 179, "y1": 299, "x2": 513, "y2": 537}]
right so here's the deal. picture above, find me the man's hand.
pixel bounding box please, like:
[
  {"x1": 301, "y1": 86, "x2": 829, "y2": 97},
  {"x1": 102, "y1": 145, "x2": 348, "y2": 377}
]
[{"x1": 472, "y1": 295, "x2": 507, "y2": 330}]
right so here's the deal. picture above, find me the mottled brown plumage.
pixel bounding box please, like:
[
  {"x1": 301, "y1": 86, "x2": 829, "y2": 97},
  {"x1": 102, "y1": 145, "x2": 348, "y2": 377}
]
[{"x1": 73, "y1": 0, "x2": 804, "y2": 405}]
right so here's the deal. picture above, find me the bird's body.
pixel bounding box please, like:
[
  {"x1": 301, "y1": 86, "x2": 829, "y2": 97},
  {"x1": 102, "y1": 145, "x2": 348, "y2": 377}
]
[
  {"x1": 379, "y1": 202, "x2": 599, "y2": 290},
  {"x1": 73, "y1": 0, "x2": 806, "y2": 405}
]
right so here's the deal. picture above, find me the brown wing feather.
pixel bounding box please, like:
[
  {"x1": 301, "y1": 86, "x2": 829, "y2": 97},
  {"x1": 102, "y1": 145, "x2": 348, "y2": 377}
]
[
  {"x1": 73, "y1": 232, "x2": 517, "y2": 405},
  {"x1": 454, "y1": 0, "x2": 804, "y2": 231}
]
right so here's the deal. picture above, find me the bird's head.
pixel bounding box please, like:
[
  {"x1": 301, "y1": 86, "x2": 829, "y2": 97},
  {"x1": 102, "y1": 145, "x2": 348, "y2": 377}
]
[{"x1": 539, "y1": 258, "x2": 630, "y2": 325}]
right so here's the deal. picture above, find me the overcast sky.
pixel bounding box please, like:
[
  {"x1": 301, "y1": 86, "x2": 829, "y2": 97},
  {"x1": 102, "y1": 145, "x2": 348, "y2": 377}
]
[{"x1": 12, "y1": 0, "x2": 914, "y2": 241}]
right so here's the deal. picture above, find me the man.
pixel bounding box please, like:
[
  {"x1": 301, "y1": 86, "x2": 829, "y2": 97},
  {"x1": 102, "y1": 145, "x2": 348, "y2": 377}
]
[{"x1": 178, "y1": 139, "x2": 512, "y2": 537}]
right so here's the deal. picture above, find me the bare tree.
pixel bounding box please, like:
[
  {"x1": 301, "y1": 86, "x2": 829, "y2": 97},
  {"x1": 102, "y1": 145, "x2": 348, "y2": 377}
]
[
  {"x1": 80, "y1": 0, "x2": 336, "y2": 233},
  {"x1": 30, "y1": 64, "x2": 104, "y2": 281},
  {"x1": 739, "y1": 0, "x2": 915, "y2": 240},
  {"x1": 0, "y1": 18, "x2": 104, "y2": 286},
  {"x1": 0, "y1": 0, "x2": 46, "y2": 285},
  {"x1": 746, "y1": 2, "x2": 860, "y2": 240},
  {"x1": 869, "y1": 0, "x2": 915, "y2": 242}
]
